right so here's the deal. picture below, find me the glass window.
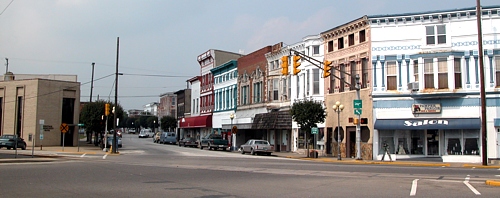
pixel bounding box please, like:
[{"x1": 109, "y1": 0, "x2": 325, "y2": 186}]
[
  {"x1": 379, "y1": 130, "x2": 395, "y2": 154},
  {"x1": 386, "y1": 61, "x2": 397, "y2": 90},
  {"x1": 495, "y1": 56, "x2": 500, "y2": 87},
  {"x1": 313, "y1": 69, "x2": 320, "y2": 94},
  {"x1": 437, "y1": 58, "x2": 448, "y2": 89},
  {"x1": 454, "y1": 58, "x2": 462, "y2": 89},
  {"x1": 426, "y1": 25, "x2": 446, "y2": 45},
  {"x1": 273, "y1": 78, "x2": 279, "y2": 101},
  {"x1": 413, "y1": 60, "x2": 419, "y2": 82},
  {"x1": 410, "y1": 130, "x2": 424, "y2": 154},
  {"x1": 464, "y1": 130, "x2": 479, "y2": 155},
  {"x1": 424, "y1": 59, "x2": 434, "y2": 89},
  {"x1": 312, "y1": 45, "x2": 320, "y2": 55},
  {"x1": 445, "y1": 130, "x2": 462, "y2": 155}
]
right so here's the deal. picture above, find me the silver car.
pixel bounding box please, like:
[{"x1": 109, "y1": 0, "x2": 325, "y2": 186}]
[
  {"x1": 106, "y1": 136, "x2": 122, "y2": 148},
  {"x1": 240, "y1": 139, "x2": 272, "y2": 155}
]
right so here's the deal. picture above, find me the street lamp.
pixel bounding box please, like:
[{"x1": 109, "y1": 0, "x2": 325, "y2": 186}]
[
  {"x1": 229, "y1": 113, "x2": 235, "y2": 151},
  {"x1": 153, "y1": 120, "x2": 156, "y2": 135},
  {"x1": 332, "y1": 101, "x2": 344, "y2": 160}
]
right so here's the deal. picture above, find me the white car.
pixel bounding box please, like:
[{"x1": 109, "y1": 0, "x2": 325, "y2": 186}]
[
  {"x1": 240, "y1": 139, "x2": 273, "y2": 155},
  {"x1": 138, "y1": 129, "x2": 150, "y2": 138}
]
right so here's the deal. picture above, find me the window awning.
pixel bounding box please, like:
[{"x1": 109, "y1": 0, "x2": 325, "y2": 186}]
[
  {"x1": 179, "y1": 115, "x2": 212, "y2": 128},
  {"x1": 374, "y1": 118, "x2": 480, "y2": 130}
]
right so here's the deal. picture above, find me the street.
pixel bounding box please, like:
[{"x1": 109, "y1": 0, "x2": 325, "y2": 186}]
[{"x1": 1, "y1": 134, "x2": 499, "y2": 197}]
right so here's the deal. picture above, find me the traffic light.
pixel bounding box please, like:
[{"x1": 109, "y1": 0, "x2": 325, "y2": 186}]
[
  {"x1": 353, "y1": 118, "x2": 359, "y2": 124},
  {"x1": 292, "y1": 55, "x2": 301, "y2": 75},
  {"x1": 281, "y1": 56, "x2": 289, "y2": 75},
  {"x1": 323, "y1": 59, "x2": 333, "y2": 78},
  {"x1": 105, "y1": 103, "x2": 110, "y2": 116},
  {"x1": 360, "y1": 118, "x2": 368, "y2": 124}
]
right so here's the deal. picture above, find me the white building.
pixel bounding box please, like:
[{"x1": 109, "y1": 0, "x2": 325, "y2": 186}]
[
  {"x1": 370, "y1": 6, "x2": 500, "y2": 163},
  {"x1": 143, "y1": 102, "x2": 158, "y2": 116},
  {"x1": 290, "y1": 35, "x2": 326, "y2": 153}
]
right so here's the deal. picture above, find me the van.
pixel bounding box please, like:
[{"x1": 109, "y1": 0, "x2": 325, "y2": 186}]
[{"x1": 161, "y1": 132, "x2": 177, "y2": 145}]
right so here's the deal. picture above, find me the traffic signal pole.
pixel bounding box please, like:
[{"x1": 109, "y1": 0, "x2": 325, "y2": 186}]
[{"x1": 355, "y1": 74, "x2": 361, "y2": 160}]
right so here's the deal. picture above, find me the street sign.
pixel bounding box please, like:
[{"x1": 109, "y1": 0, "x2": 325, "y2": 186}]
[
  {"x1": 40, "y1": 134, "x2": 44, "y2": 140},
  {"x1": 354, "y1": 109, "x2": 362, "y2": 115},
  {"x1": 77, "y1": 123, "x2": 84, "y2": 127},
  {"x1": 231, "y1": 126, "x2": 238, "y2": 134},
  {"x1": 354, "y1": 100, "x2": 362, "y2": 109},
  {"x1": 311, "y1": 127, "x2": 318, "y2": 134},
  {"x1": 60, "y1": 123, "x2": 69, "y2": 133}
]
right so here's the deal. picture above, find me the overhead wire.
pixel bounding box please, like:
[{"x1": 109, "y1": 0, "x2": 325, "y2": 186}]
[{"x1": 0, "y1": 0, "x2": 14, "y2": 16}]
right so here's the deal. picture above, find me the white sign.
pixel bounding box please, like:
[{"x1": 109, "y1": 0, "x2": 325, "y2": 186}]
[
  {"x1": 404, "y1": 120, "x2": 449, "y2": 127},
  {"x1": 412, "y1": 104, "x2": 441, "y2": 113}
]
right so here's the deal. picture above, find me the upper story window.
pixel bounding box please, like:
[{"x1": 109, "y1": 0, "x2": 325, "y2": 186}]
[
  {"x1": 361, "y1": 58, "x2": 368, "y2": 88},
  {"x1": 312, "y1": 45, "x2": 320, "y2": 55},
  {"x1": 312, "y1": 69, "x2": 320, "y2": 94},
  {"x1": 426, "y1": 25, "x2": 446, "y2": 45},
  {"x1": 413, "y1": 60, "x2": 419, "y2": 82},
  {"x1": 424, "y1": 58, "x2": 434, "y2": 89},
  {"x1": 386, "y1": 61, "x2": 397, "y2": 90},
  {"x1": 273, "y1": 78, "x2": 279, "y2": 101},
  {"x1": 348, "y1": 33, "x2": 355, "y2": 46},
  {"x1": 270, "y1": 61, "x2": 275, "y2": 70},
  {"x1": 338, "y1": 37, "x2": 344, "y2": 49},
  {"x1": 454, "y1": 58, "x2": 462, "y2": 89},
  {"x1": 495, "y1": 56, "x2": 500, "y2": 87},
  {"x1": 437, "y1": 58, "x2": 448, "y2": 89},
  {"x1": 328, "y1": 41, "x2": 334, "y2": 52},
  {"x1": 359, "y1": 30, "x2": 366, "y2": 43}
]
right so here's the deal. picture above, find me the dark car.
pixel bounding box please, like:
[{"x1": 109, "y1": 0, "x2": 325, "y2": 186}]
[
  {"x1": 0, "y1": 135, "x2": 27, "y2": 150},
  {"x1": 179, "y1": 137, "x2": 198, "y2": 147}
]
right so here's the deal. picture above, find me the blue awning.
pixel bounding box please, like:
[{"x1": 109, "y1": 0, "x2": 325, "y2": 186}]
[{"x1": 375, "y1": 118, "x2": 480, "y2": 130}]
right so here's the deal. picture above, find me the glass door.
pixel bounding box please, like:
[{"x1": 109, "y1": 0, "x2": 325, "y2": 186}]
[{"x1": 427, "y1": 130, "x2": 439, "y2": 156}]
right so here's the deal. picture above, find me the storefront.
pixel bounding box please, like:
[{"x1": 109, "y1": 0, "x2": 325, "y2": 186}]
[
  {"x1": 252, "y1": 111, "x2": 292, "y2": 152},
  {"x1": 179, "y1": 115, "x2": 212, "y2": 141},
  {"x1": 374, "y1": 118, "x2": 481, "y2": 163}
]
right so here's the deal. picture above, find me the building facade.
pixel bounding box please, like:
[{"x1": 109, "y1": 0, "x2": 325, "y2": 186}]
[
  {"x1": 158, "y1": 92, "x2": 176, "y2": 118},
  {"x1": 143, "y1": 102, "x2": 159, "y2": 116},
  {"x1": 212, "y1": 60, "x2": 238, "y2": 148},
  {"x1": 289, "y1": 35, "x2": 326, "y2": 154},
  {"x1": 179, "y1": 77, "x2": 202, "y2": 140},
  {"x1": 0, "y1": 76, "x2": 80, "y2": 147},
  {"x1": 369, "y1": 6, "x2": 500, "y2": 163},
  {"x1": 321, "y1": 16, "x2": 374, "y2": 160}
]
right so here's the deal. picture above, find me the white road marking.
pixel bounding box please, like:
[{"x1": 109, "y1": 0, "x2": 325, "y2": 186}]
[
  {"x1": 102, "y1": 154, "x2": 108, "y2": 160},
  {"x1": 464, "y1": 175, "x2": 481, "y2": 195},
  {"x1": 410, "y1": 179, "x2": 419, "y2": 196},
  {"x1": 80, "y1": 153, "x2": 86, "y2": 158}
]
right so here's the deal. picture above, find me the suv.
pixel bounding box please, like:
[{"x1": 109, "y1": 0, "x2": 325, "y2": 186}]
[{"x1": 161, "y1": 132, "x2": 177, "y2": 145}]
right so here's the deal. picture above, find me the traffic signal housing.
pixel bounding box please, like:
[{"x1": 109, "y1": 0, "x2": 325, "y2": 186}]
[
  {"x1": 292, "y1": 55, "x2": 301, "y2": 75},
  {"x1": 360, "y1": 118, "x2": 368, "y2": 124},
  {"x1": 281, "y1": 56, "x2": 289, "y2": 75},
  {"x1": 323, "y1": 60, "x2": 333, "y2": 78},
  {"x1": 105, "y1": 103, "x2": 110, "y2": 116}
]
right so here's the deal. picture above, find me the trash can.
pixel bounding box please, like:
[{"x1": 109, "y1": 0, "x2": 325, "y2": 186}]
[{"x1": 310, "y1": 150, "x2": 318, "y2": 158}]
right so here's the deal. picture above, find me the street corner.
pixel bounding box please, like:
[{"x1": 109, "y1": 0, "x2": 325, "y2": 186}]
[
  {"x1": 485, "y1": 180, "x2": 500, "y2": 187},
  {"x1": 105, "y1": 151, "x2": 121, "y2": 155}
]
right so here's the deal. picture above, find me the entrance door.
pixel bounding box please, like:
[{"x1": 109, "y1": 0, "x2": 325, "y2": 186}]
[{"x1": 427, "y1": 130, "x2": 439, "y2": 156}]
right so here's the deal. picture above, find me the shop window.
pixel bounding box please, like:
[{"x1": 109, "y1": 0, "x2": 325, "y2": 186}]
[
  {"x1": 410, "y1": 130, "x2": 424, "y2": 154},
  {"x1": 444, "y1": 129, "x2": 480, "y2": 156},
  {"x1": 464, "y1": 130, "x2": 479, "y2": 155},
  {"x1": 298, "y1": 129, "x2": 305, "y2": 149},
  {"x1": 379, "y1": 130, "x2": 395, "y2": 154}
]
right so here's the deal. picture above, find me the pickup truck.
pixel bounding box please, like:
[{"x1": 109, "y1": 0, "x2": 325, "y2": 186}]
[{"x1": 200, "y1": 134, "x2": 229, "y2": 151}]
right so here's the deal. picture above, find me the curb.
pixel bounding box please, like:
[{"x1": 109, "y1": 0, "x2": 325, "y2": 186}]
[
  {"x1": 485, "y1": 180, "x2": 500, "y2": 187},
  {"x1": 462, "y1": 164, "x2": 500, "y2": 169},
  {"x1": 285, "y1": 156, "x2": 451, "y2": 167}
]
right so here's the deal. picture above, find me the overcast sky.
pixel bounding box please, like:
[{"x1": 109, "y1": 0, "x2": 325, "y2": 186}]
[{"x1": 0, "y1": 0, "x2": 497, "y2": 110}]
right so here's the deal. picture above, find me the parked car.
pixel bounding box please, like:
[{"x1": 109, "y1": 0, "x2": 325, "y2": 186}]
[
  {"x1": 153, "y1": 132, "x2": 161, "y2": 143},
  {"x1": 240, "y1": 139, "x2": 272, "y2": 155},
  {"x1": 106, "y1": 136, "x2": 122, "y2": 148},
  {"x1": 179, "y1": 137, "x2": 198, "y2": 147},
  {"x1": 128, "y1": 128, "x2": 136, "y2": 134},
  {"x1": 200, "y1": 134, "x2": 228, "y2": 151},
  {"x1": 0, "y1": 135, "x2": 27, "y2": 150},
  {"x1": 138, "y1": 129, "x2": 150, "y2": 138},
  {"x1": 161, "y1": 132, "x2": 177, "y2": 145}
]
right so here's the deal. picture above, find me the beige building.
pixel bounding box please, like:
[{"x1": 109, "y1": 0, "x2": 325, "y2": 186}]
[
  {"x1": 321, "y1": 16, "x2": 374, "y2": 160},
  {"x1": 0, "y1": 73, "x2": 80, "y2": 147}
]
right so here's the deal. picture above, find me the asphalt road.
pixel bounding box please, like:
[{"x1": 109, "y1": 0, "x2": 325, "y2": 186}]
[{"x1": 1, "y1": 134, "x2": 499, "y2": 197}]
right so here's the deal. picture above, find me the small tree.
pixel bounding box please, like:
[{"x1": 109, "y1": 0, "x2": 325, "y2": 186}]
[
  {"x1": 80, "y1": 100, "x2": 124, "y2": 146},
  {"x1": 290, "y1": 98, "x2": 326, "y2": 156}
]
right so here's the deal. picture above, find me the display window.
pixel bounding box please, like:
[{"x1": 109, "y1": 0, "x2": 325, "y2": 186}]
[{"x1": 444, "y1": 129, "x2": 479, "y2": 155}]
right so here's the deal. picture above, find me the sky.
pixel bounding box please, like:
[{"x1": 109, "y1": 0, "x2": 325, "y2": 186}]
[{"x1": 0, "y1": 0, "x2": 498, "y2": 111}]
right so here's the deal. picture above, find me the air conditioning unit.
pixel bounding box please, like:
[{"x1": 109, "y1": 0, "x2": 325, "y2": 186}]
[{"x1": 407, "y1": 82, "x2": 419, "y2": 91}]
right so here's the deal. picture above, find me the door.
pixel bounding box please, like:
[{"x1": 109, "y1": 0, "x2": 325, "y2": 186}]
[
  {"x1": 497, "y1": 131, "x2": 500, "y2": 158},
  {"x1": 426, "y1": 129, "x2": 439, "y2": 156}
]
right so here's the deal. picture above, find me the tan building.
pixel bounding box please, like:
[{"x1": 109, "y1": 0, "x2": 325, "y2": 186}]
[
  {"x1": 0, "y1": 73, "x2": 80, "y2": 147},
  {"x1": 321, "y1": 16, "x2": 374, "y2": 160}
]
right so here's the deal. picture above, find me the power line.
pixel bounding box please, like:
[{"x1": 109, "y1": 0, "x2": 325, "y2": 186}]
[
  {"x1": 0, "y1": 0, "x2": 14, "y2": 16},
  {"x1": 122, "y1": 73, "x2": 192, "y2": 78}
]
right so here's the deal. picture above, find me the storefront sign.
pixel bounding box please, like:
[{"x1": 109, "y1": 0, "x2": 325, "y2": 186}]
[
  {"x1": 412, "y1": 104, "x2": 441, "y2": 113},
  {"x1": 404, "y1": 119, "x2": 448, "y2": 127}
]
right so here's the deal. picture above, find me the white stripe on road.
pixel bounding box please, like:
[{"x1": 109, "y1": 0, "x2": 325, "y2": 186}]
[
  {"x1": 464, "y1": 175, "x2": 481, "y2": 195},
  {"x1": 410, "y1": 179, "x2": 419, "y2": 196},
  {"x1": 103, "y1": 154, "x2": 108, "y2": 160},
  {"x1": 80, "y1": 153, "x2": 86, "y2": 158}
]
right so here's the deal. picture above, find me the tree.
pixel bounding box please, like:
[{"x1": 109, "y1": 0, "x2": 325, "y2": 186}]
[
  {"x1": 161, "y1": 116, "x2": 177, "y2": 131},
  {"x1": 146, "y1": 116, "x2": 158, "y2": 129},
  {"x1": 290, "y1": 98, "x2": 326, "y2": 156},
  {"x1": 79, "y1": 100, "x2": 124, "y2": 146}
]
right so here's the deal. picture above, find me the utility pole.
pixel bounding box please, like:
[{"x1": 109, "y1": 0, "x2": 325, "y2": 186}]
[
  {"x1": 355, "y1": 74, "x2": 361, "y2": 160},
  {"x1": 5, "y1": 58, "x2": 8, "y2": 74},
  {"x1": 112, "y1": 37, "x2": 120, "y2": 154},
  {"x1": 476, "y1": 0, "x2": 487, "y2": 166},
  {"x1": 90, "y1": 62, "x2": 95, "y2": 102}
]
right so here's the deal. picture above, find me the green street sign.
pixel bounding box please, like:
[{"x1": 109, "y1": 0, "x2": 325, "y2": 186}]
[
  {"x1": 354, "y1": 109, "x2": 362, "y2": 115},
  {"x1": 354, "y1": 100, "x2": 362, "y2": 109},
  {"x1": 77, "y1": 123, "x2": 84, "y2": 127},
  {"x1": 311, "y1": 127, "x2": 318, "y2": 134}
]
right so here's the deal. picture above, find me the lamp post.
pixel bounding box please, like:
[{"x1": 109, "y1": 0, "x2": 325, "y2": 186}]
[
  {"x1": 229, "y1": 113, "x2": 235, "y2": 151},
  {"x1": 332, "y1": 101, "x2": 344, "y2": 160},
  {"x1": 153, "y1": 120, "x2": 156, "y2": 135}
]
